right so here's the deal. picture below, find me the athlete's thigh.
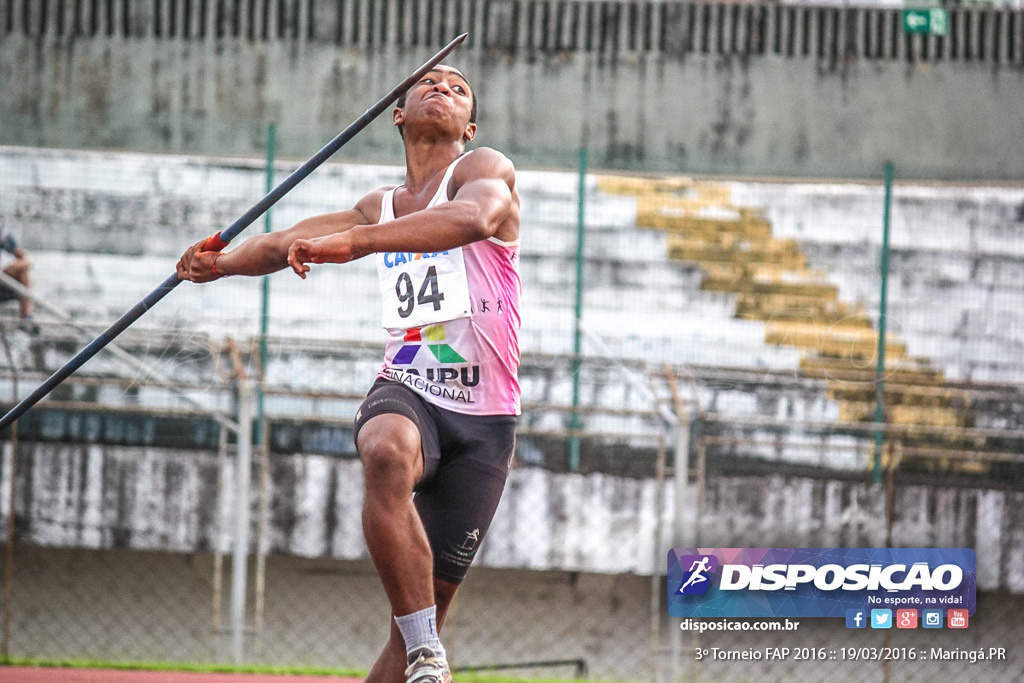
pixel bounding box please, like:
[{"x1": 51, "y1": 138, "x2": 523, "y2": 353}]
[
  {"x1": 415, "y1": 414, "x2": 516, "y2": 584},
  {"x1": 353, "y1": 379, "x2": 441, "y2": 486}
]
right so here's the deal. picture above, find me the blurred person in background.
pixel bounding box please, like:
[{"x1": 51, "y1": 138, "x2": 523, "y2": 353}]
[{"x1": 0, "y1": 222, "x2": 39, "y2": 334}]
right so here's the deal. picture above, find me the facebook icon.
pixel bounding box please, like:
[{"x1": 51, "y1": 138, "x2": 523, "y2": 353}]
[{"x1": 846, "y1": 609, "x2": 867, "y2": 629}]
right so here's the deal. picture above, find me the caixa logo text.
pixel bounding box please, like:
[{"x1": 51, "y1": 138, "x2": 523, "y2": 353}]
[{"x1": 717, "y1": 562, "x2": 964, "y2": 592}]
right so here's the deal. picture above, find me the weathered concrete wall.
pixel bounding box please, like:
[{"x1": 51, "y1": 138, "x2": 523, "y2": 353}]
[
  {"x1": 3, "y1": 442, "x2": 1024, "y2": 591},
  {"x1": 2, "y1": 2, "x2": 1024, "y2": 179},
  {"x1": 5, "y1": 545, "x2": 1023, "y2": 681},
  {"x1": 1, "y1": 546, "x2": 657, "y2": 678}
]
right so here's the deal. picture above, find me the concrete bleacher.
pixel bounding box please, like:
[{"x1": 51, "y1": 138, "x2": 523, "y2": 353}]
[
  {"x1": 2, "y1": 146, "x2": 1022, "y2": 476},
  {"x1": 0, "y1": 148, "x2": 691, "y2": 456},
  {"x1": 600, "y1": 174, "x2": 1024, "y2": 473},
  {"x1": 736, "y1": 181, "x2": 1024, "y2": 384},
  {"x1": 2, "y1": 145, "x2": 794, "y2": 370}
]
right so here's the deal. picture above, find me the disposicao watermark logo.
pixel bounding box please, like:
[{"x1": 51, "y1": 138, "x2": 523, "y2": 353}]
[
  {"x1": 676, "y1": 554, "x2": 719, "y2": 595},
  {"x1": 667, "y1": 548, "x2": 976, "y2": 619}
]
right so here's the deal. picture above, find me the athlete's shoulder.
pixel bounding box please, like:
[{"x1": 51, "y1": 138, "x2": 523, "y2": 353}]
[
  {"x1": 354, "y1": 185, "x2": 398, "y2": 224},
  {"x1": 456, "y1": 147, "x2": 516, "y2": 185},
  {"x1": 463, "y1": 147, "x2": 515, "y2": 170},
  {"x1": 366, "y1": 184, "x2": 399, "y2": 198}
]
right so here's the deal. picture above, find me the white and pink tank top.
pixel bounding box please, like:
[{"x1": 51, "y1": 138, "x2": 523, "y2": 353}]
[{"x1": 374, "y1": 155, "x2": 521, "y2": 416}]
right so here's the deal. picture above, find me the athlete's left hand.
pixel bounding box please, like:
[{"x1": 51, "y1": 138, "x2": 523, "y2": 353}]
[
  {"x1": 287, "y1": 234, "x2": 361, "y2": 278},
  {"x1": 287, "y1": 239, "x2": 320, "y2": 279}
]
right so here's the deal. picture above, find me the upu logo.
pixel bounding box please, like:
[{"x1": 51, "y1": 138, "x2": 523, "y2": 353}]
[{"x1": 677, "y1": 555, "x2": 718, "y2": 595}]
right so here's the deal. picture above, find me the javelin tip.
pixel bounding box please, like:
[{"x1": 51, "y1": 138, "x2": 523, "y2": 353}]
[{"x1": 437, "y1": 33, "x2": 468, "y2": 57}]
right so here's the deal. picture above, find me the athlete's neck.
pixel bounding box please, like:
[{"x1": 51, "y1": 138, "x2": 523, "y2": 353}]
[{"x1": 402, "y1": 139, "x2": 465, "y2": 195}]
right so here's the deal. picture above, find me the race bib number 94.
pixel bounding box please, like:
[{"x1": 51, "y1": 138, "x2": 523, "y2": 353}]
[{"x1": 377, "y1": 249, "x2": 472, "y2": 330}]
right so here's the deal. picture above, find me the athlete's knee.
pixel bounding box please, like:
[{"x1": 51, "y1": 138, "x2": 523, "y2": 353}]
[{"x1": 357, "y1": 414, "x2": 423, "y2": 488}]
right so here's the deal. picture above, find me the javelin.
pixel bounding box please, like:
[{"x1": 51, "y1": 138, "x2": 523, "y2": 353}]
[{"x1": 0, "y1": 33, "x2": 468, "y2": 433}]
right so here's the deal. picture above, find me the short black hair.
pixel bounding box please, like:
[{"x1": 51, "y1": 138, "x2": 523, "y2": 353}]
[{"x1": 396, "y1": 68, "x2": 477, "y2": 138}]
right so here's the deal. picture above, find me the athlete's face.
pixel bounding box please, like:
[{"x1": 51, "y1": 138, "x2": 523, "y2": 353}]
[{"x1": 394, "y1": 66, "x2": 477, "y2": 143}]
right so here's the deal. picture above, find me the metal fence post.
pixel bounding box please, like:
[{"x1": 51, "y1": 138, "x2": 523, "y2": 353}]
[
  {"x1": 253, "y1": 121, "x2": 276, "y2": 647},
  {"x1": 569, "y1": 147, "x2": 588, "y2": 472},
  {"x1": 672, "y1": 408, "x2": 692, "y2": 549},
  {"x1": 670, "y1": 408, "x2": 692, "y2": 683},
  {"x1": 873, "y1": 161, "x2": 894, "y2": 484},
  {"x1": 1, "y1": 323, "x2": 18, "y2": 657},
  {"x1": 231, "y1": 378, "x2": 254, "y2": 665}
]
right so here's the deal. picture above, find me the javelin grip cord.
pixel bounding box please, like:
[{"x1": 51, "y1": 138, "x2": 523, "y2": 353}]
[{"x1": 0, "y1": 33, "x2": 468, "y2": 433}]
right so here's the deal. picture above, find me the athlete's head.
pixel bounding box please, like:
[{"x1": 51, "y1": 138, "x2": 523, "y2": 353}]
[{"x1": 394, "y1": 65, "x2": 477, "y2": 143}]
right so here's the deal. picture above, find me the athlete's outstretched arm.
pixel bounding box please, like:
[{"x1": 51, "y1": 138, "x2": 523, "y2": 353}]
[
  {"x1": 287, "y1": 148, "x2": 517, "y2": 279},
  {"x1": 176, "y1": 190, "x2": 383, "y2": 283}
]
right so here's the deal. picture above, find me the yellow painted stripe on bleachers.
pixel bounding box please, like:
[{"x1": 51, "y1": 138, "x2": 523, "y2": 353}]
[
  {"x1": 595, "y1": 175, "x2": 695, "y2": 195},
  {"x1": 839, "y1": 402, "x2": 966, "y2": 428},
  {"x1": 766, "y1": 321, "x2": 907, "y2": 354},
  {"x1": 798, "y1": 357, "x2": 945, "y2": 384},
  {"x1": 828, "y1": 384, "x2": 971, "y2": 408},
  {"x1": 638, "y1": 212, "x2": 773, "y2": 235}
]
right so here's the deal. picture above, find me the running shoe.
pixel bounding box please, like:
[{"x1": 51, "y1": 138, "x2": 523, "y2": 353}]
[{"x1": 404, "y1": 645, "x2": 452, "y2": 683}]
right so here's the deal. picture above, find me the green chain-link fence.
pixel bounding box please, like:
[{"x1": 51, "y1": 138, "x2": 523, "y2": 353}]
[{"x1": 0, "y1": 143, "x2": 1022, "y2": 681}]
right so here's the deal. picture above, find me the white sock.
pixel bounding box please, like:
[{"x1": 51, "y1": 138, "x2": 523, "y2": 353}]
[{"x1": 394, "y1": 605, "x2": 445, "y2": 660}]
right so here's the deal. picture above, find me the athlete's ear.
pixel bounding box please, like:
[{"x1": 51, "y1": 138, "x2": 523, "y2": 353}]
[
  {"x1": 393, "y1": 106, "x2": 405, "y2": 128},
  {"x1": 463, "y1": 122, "x2": 477, "y2": 143}
]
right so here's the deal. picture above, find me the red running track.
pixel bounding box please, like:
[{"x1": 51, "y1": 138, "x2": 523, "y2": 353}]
[{"x1": 0, "y1": 667, "x2": 363, "y2": 683}]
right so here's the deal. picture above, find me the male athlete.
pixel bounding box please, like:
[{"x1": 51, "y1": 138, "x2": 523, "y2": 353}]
[{"x1": 177, "y1": 65, "x2": 521, "y2": 683}]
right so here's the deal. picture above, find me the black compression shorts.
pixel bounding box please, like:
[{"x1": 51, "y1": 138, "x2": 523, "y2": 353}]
[{"x1": 353, "y1": 378, "x2": 517, "y2": 584}]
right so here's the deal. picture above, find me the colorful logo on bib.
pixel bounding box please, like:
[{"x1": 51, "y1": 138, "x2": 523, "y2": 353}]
[{"x1": 393, "y1": 325, "x2": 466, "y2": 365}]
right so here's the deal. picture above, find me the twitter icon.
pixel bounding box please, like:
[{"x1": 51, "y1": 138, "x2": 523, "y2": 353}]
[{"x1": 870, "y1": 609, "x2": 892, "y2": 629}]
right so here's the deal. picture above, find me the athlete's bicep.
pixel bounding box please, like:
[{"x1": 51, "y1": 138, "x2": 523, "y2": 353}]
[
  {"x1": 267, "y1": 190, "x2": 383, "y2": 249},
  {"x1": 287, "y1": 195, "x2": 381, "y2": 239},
  {"x1": 452, "y1": 177, "x2": 513, "y2": 220},
  {"x1": 449, "y1": 148, "x2": 518, "y2": 238},
  {"x1": 293, "y1": 208, "x2": 365, "y2": 237}
]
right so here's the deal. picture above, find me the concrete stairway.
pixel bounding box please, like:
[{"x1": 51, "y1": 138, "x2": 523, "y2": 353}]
[{"x1": 599, "y1": 174, "x2": 1021, "y2": 475}]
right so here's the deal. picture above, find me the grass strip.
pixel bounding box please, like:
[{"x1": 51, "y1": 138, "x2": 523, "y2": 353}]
[
  {"x1": 0, "y1": 655, "x2": 625, "y2": 683},
  {"x1": 0, "y1": 656, "x2": 363, "y2": 678}
]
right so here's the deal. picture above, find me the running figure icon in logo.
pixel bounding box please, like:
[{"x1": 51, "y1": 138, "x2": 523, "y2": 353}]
[{"x1": 677, "y1": 555, "x2": 718, "y2": 595}]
